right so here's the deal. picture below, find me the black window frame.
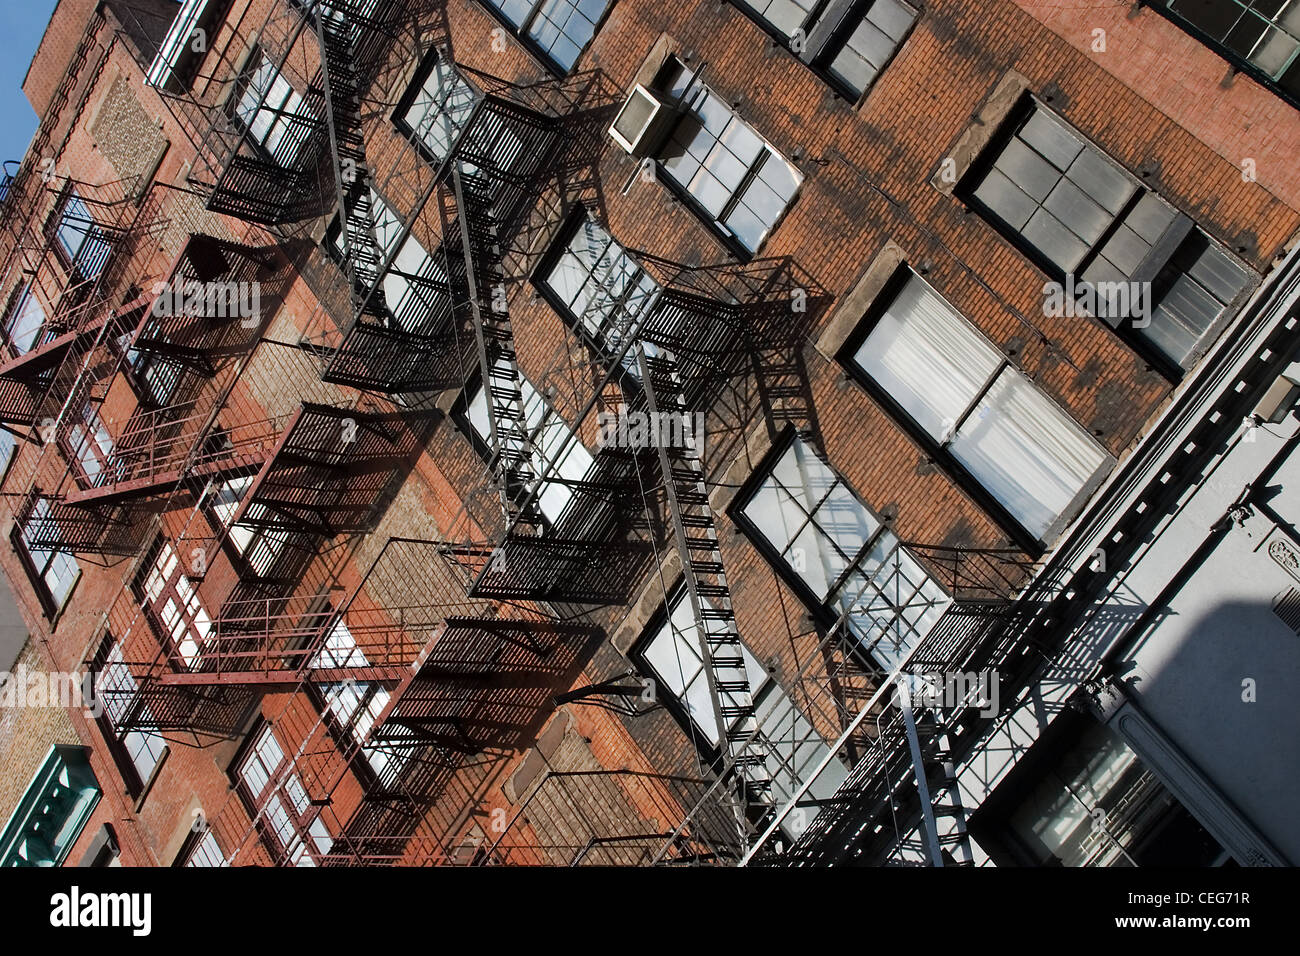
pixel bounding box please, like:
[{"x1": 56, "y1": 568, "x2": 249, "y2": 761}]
[
  {"x1": 227, "y1": 47, "x2": 320, "y2": 169},
  {"x1": 646, "y1": 57, "x2": 804, "y2": 262},
  {"x1": 966, "y1": 705, "x2": 1231, "y2": 867},
  {"x1": 1144, "y1": 0, "x2": 1300, "y2": 111},
  {"x1": 11, "y1": 499, "x2": 82, "y2": 620},
  {"x1": 956, "y1": 94, "x2": 1257, "y2": 380},
  {"x1": 473, "y1": 0, "x2": 616, "y2": 77},
  {"x1": 838, "y1": 264, "x2": 1114, "y2": 553},
  {"x1": 727, "y1": 424, "x2": 950, "y2": 674},
  {"x1": 88, "y1": 632, "x2": 169, "y2": 801},
  {"x1": 47, "y1": 184, "x2": 113, "y2": 286},
  {"x1": 448, "y1": 366, "x2": 594, "y2": 536},
  {"x1": 630, "y1": 582, "x2": 727, "y2": 773},
  {"x1": 392, "y1": 49, "x2": 479, "y2": 172},
  {"x1": 146, "y1": 0, "x2": 232, "y2": 94},
  {"x1": 727, "y1": 0, "x2": 920, "y2": 103},
  {"x1": 631, "y1": 579, "x2": 856, "y2": 834},
  {"x1": 531, "y1": 204, "x2": 660, "y2": 384}
]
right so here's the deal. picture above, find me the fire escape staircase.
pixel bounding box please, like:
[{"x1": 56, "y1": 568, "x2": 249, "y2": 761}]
[
  {"x1": 443, "y1": 166, "x2": 541, "y2": 528},
  {"x1": 314, "y1": 13, "x2": 386, "y2": 323},
  {"x1": 636, "y1": 344, "x2": 772, "y2": 842}
]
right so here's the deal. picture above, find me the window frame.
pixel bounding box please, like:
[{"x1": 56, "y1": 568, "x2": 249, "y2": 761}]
[
  {"x1": 838, "y1": 266, "x2": 1112, "y2": 551},
  {"x1": 146, "y1": 0, "x2": 227, "y2": 92},
  {"x1": 727, "y1": 0, "x2": 920, "y2": 103},
  {"x1": 649, "y1": 57, "x2": 804, "y2": 260},
  {"x1": 325, "y1": 183, "x2": 456, "y2": 334},
  {"x1": 230, "y1": 721, "x2": 335, "y2": 866},
  {"x1": 3, "y1": 282, "x2": 48, "y2": 356},
  {"x1": 956, "y1": 95, "x2": 1256, "y2": 379},
  {"x1": 204, "y1": 475, "x2": 293, "y2": 581},
  {"x1": 305, "y1": 617, "x2": 410, "y2": 785},
  {"x1": 473, "y1": 0, "x2": 616, "y2": 76},
  {"x1": 132, "y1": 537, "x2": 214, "y2": 669},
  {"x1": 1147, "y1": 0, "x2": 1300, "y2": 110},
  {"x1": 450, "y1": 364, "x2": 598, "y2": 533},
  {"x1": 49, "y1": 185, "x2": 113, "y2": 284},
  {"x1": 728, "y1": 426, "x2": 952, "y2": 672},
  {"x1": 12, "y1": 500, "x2": 82, "y2": 620},
  {"x1": 632, "y1": 583, "x2": 852, "y2": 821},
  {"x1": 229, "y1": 49, "x2": 318, "y2": 169},
  {"x1": 60, "y1": 401, "x2": 117, "y2": 489},
  {"x1": 392, "y1": 50, "x2": 481, "y2": 170},
  {"x1": 967, "y1": 706, "x2": 1231, "y2": 867},
  {"x1": 532, "y1": 205, "x2": 663, "y2": 380},
  {"x1": 175, "y1": 825, "x2": 226, "y2": 867},
  {"x1": 89, "y1": 633, "x2": 169, "y2": 800}
]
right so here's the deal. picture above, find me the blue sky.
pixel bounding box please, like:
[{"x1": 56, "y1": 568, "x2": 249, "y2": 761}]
[{"x1": 0, "y1": 2, "x2": 61, "y2": 168}]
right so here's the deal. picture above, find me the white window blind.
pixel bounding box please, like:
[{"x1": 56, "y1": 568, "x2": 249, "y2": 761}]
[{"x1": 851, "y1": 273, "x2": 1109, "y2": 540}]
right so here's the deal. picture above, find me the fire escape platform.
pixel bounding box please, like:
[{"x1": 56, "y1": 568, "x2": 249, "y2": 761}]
[
  {"x1": 155, "y1": 663, "x2": 412, "y2": 687},
  {"x1": 0, "y1": 296, "x2": 146, "y2": 381},
  {"x1": 62, "y1": 453, "x2": 266, "y2": 506},
  {"x1": 229, "y1": 403, "x2": 429, "y2": 536}
]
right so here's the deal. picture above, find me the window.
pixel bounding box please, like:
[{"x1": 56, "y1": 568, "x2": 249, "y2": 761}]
[
  {"x1": 291, "y1": 0, "x2": 380, "y2": 49},
  {"x1": 15, "y1": 499, "x2": 81, "y2": 616},
  {"x1": 5, "y1": 284, "x2": 46, "y2": 354},
  {"x1": 64, "y1": 403, "x2": 116, "y2": 486},
  {"x1": 1157, "y1": 0, "x2": 1300, "y2": 101},
  {"x1": 733, "y1": 0, "x2": 917, "y2": 99},
  {"x1": 0, "y1": 430, "x2": 14, "y2": 479},
  {"x1": 236, "y1": 724, "x2": 334, "y2": 866},
  {"x1": 395, "y1": 53, "x2": 537, "y2": 215},
  {"x1": 638, "y1": 588, "x2": 850, "y2": 811},
  {"x1": 395, "y1": 55, "x2": 481, "y2": 166},
  {"x1": 461, "y1": 362, "x2": 596, "y2": 527},
  {"x1": 95, "y1": 638, "x2": 167, "y2": 795},
  {"x1": 123, "y1": 344, "x2": 185, "y2": 407},
  {"x1": 146, "y1": 0, "x2": 215, "y2": 90},
  {"x1": 209, "y1": 476, "x2": 291, "y2": 578},
  {"x1": 54, "y1": 187, "x2": 112, "y2": 280},
  {"x1": 0, "y1": 746, "x2": 101, "y2": 867},
  {"x1": 232, "y1": 53, "x2": 317, "y2": 166},
  {"x1": 653, "y1": 57, "x2": 802, "y2": 254},
  {"x1": 736, "y1": 433, "x2": 949, "y2": 670},
  {"x1": 537, "y1": 211, "x2": 662, "y2": 375},
  {"x1": 331, "y1": 186, "x2": 453, "y2": 332},
  {"x1": 310, "y1": 620, "x2": 411, "y2": 781},
  {"x1": 478, "y1": 0, "x2": 612, "y2": 72},
  {"x1": 182, "y1": 828, "x2": 226, "y2": 867},
  {"x1": 137, "y1": 540, "x2": 212, "y2": 667},
  {"x1": 844, "y1": 272, "x2": 1110, "y2": 543},
  {"x1": 971, "y1": 712, "x2": 1230, "y2": 866},
  {"x1": 961, "y1": 99, "x2": 1253, "y2": 371}
]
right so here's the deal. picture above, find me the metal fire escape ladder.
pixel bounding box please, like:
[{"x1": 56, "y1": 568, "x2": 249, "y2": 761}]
[
  {"x1": 635, "y1": 344, "x2": 771, "y2": 843},
  {"x1": 446, "y1": 165, "x2": 539, "y2": 525},
  {"x1": 313, "y1": 15, "x2": 385, "y2": 314}
]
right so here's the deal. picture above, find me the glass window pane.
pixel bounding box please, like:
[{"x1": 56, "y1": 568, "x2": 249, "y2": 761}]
[
  {"x1": 950, "y1": 368, "x2": 1108, "y2": 540},
  {"x1": 1018, "y1": 108, "x2": 1084, "y2": 171},
  {"x1": 851, "y1": 275, "x2": 1002, "y2": 440},
  {"x1": 1022, "y1": 208, "x2": 1091, "y2": 272},
  {"x1": 7, "y1": 286, "x2": 46, "y2": 353},
  {"x1": 1065, "y1": 147, "x2": 1137, "y2": 216}
]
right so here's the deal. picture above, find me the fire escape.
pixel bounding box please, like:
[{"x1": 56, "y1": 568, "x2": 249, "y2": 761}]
[{"x1": 54, "y1": 0, "x2": 1055, "y2": 869}]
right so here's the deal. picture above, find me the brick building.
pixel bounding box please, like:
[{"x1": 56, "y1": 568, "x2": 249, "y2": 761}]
[{"x1": 0, "y1": 0, "x2": 1296, "y2": 867}]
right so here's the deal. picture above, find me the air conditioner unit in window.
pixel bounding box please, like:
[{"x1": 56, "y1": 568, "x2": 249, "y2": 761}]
[{"x1": 609, "y1": 84, "x2": 681, "y2": 157}]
